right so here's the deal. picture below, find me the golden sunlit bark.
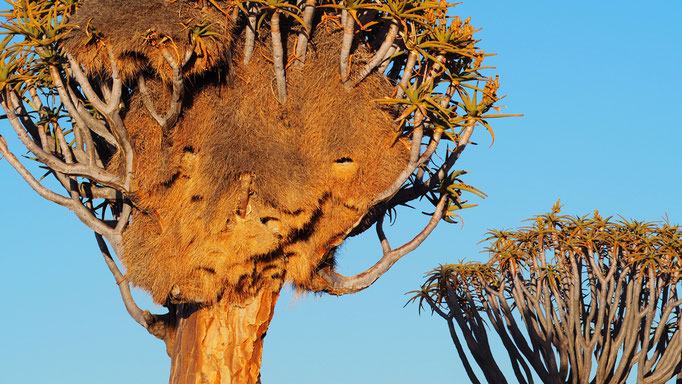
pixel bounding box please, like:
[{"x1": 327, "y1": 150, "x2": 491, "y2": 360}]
[{"x1": 168, "y1": 284, "x2": 281, "y2": 384}]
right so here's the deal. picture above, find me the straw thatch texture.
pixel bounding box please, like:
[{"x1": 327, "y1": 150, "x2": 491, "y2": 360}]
[
  {"x1": 64, "y1": 0, "x2": 408, "y2": 304},
  {"x1": 63, "y1": 0, "x2": 232, "y2": 81}
]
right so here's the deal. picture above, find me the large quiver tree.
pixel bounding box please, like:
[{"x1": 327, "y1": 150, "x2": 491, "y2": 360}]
[
  {"x1": 0, "y1": 0, "x2": 511, "y2": 381},
  {"x1": 413, "y1": 204, "x2": 682, "y2": 384}
]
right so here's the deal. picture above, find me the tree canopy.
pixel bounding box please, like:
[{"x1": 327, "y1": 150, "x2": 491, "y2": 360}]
[{"x1": 413, "y1": 203, "x2": 682, "y2": 383}]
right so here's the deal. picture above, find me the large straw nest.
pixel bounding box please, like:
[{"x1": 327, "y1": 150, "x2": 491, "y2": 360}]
[{"x1": 73, "y1": 0, "x2": 409, "y2": 304}]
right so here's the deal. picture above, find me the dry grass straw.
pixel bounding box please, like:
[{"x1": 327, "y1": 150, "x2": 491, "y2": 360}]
[
  {"x1": 69, "y1": 0, "x2": 409, "y2": 304},
  {"x1": 63, "y1": 0, "x2": 233, "y2": 81}
]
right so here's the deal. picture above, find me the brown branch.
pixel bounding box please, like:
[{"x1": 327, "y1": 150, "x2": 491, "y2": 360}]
[
  {"x1": 114, "y1": 201, "x2": 132, "y2": 233},
  {"x1": 478, "y1": 285, "x2": 536, "y2": 383},
  {"x1": 490, "y1": 285, "x2": 552, "y2": 381},
  {"x1": 105, "y1": 47, "x2": 123, "y2": 113},
  {"x1": 375, "y1": 215, "x2": 391, "y2": 255},
  {"x1": 109, "y1": 113, "x2": 134, "y2": 191},
  {"x1": 423, "y1": 120, "x2": 476, "y2": 190},
  {"x1": 65, "y1": 52, "x2": 132, "y2": 191},
  {"x1": 637, "y1": 271, "x2": 659, "y2": 382},
  {"x1": 443, "y1": 281, "x2": 509, "y2": 383},
  {"x1": 377, "y1": 44, "x2": 398, "y2": 74},
  {"x1": 48, "y1": 66, "x2": 95, "y2": 165},
  {"x1": 645, "y1": 321, "x2": 682, "y2": 383},
  {"x1": 315, "y1": 194, "x2": 447, "y2": 295},
  {"x1": 65, "y1": 83, "x2": 118, "y2": 148},
  {"x1": 7, "y1": 90, "x2": 44, "y2": 147},
  {"x1": 646, "y1": 294, "x2": 682, "y2": 370},
  {"x1": 414, "y1": 129, "x2": 443, "y2": 182},
  {"x1": 422, "y1": 54, "x2": 445, "y2": 86},
  {"x1": 372, "y1": 87, "x2": 458, "y2": 206},
  {"x1": 0, "y1": 130, "x2": 114, "y2": 237},
  {"x1": 67, "y1": 87, "x2": 115, "y2": 148},
  {"x1": 78, "y1": 182, "x2": 119, "y2": 200}
]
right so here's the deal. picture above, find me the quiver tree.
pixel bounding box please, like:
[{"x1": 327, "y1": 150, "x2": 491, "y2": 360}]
[
  {"x1": 0, "y1": 0, "x2": 512, "y2": 381},
  {"x1": 412, "y1": 203, "x2": 682, "y2": 384}
]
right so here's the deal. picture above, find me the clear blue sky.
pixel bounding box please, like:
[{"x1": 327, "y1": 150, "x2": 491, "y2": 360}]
[{"x1": 1, "y1": 1, "x2": 681, "y2": 383}]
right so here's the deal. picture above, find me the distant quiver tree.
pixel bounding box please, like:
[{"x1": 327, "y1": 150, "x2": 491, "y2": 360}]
[
  {"x1": 0, "y1": 0, "x2": 513, "y2": 382},
  {"x1": 412, "y1": 203, "x2": 682, "y2": 384}
]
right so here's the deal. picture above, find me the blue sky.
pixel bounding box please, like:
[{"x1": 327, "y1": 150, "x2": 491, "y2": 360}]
[{"x1": 1, "y1": 1, "x2": 681, "y2": 383}]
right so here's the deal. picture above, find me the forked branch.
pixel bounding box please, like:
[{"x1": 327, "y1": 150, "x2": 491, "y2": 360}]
[
  {"x1": 2, "y1": 92, "x2": 126, "y2": 190},
  {"x1": 157, "y1": 46, "x2": 195, "y2": 129},
  {"x1": 315, "y1": 194, "x2": 447, "y2": 295}
]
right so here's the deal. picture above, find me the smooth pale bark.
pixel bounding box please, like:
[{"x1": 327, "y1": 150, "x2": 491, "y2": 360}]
[{"x1": 168, "y1": 284, "x2": 282, "y2": 384}]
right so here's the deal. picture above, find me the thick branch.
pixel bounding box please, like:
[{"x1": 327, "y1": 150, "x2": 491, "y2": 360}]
[
  {"x1": 66, "y1": 83, "x2": 117, "y2": 148},
  {"x1": 423, "y1": 120, "x2": 476, "y2": 190},
  {"x1": 0, "y1": 132, "x2": 114, "y2": 237},
  {"x1": 353, "y1": 21, "x2": 399, "y2": 86},
  {"x1": 243, "y1": 5, "x2": 258, "y2": 65},
  {"x1": 395, "y1": 51, "x2": 418, "y2": 99},
  {"x1": 271, "y1": 11, "x2": 287, "y2": 104},
  {"x1": 66, "y1": 53, "x2": 109, "y2": 114},
  {"x1": 105, "y1": 47, "x2": 123, "y2": 113},
  {"x1": 423, "y1": 296, "x2": 482, "y2": 384},
  {"x1": 339, "y1": 10, "x2": 355, "y2": 83},
  {"x1": 444, "y1": 282, "x2": 508, "y2": 383},
  {"x1": 294, "y1": 0, "x2": 316, "y2": 66},
  {"x1": 315, "y1": 194, "x2": 447, "y2": 295},
  {"x1": 158, "y1": 47, "x2": 194, "y2": 129}
]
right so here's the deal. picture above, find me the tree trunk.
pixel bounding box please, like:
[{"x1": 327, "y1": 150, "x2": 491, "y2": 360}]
[{"x1": 167, "y1": 284, "x2": 281, "y2": 384}]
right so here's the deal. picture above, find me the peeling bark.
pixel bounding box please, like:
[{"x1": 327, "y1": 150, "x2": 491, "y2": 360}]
[{"x1": 167, "y1": 284, "x2": 282, "y2": 384}]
